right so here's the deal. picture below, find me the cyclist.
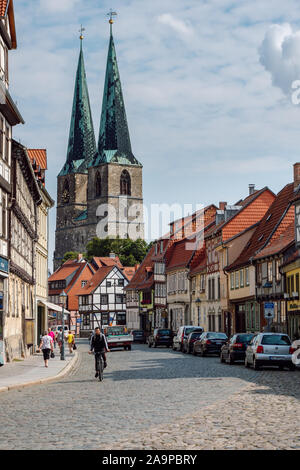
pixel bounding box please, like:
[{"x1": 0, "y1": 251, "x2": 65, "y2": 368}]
[{"x1": 88, "y1": 327, "x2": 110, "y2": 378}]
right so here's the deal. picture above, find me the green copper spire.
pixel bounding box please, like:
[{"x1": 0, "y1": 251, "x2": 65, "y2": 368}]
[
  {"x1": 59, "y1": 36, "x2": 96, "y2": 176},
  {"x1": 92, "y1": 20, "x2": 142, "y2": 167}
]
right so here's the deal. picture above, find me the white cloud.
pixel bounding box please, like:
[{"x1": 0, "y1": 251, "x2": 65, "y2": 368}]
[
  {"x1": 39, "y1": 0, "x2": 80, "y2": 13},
  {"x1": 157, "y1": 13, "x2": 193, "y2": 37},
  {"x1": 259, "y1": 23, "x2": 300, "y2": 96}
]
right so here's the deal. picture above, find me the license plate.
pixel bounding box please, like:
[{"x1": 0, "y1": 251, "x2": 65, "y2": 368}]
[{"x1": 269, "y1": 356, "x2": 286, "y2": 360}]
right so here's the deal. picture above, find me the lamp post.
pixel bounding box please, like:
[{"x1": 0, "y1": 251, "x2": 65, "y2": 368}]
[
  {"x1": 195, "y1": 298, "x2": 201, "y2": 326},
  {"x1": 60, "y1": 290, "x2": 67, "y2": 361}
]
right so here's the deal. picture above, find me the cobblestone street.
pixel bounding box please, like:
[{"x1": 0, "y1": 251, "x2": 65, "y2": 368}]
[{"x1": 0, "y1": 339, "x2": 299, "y2": 450}]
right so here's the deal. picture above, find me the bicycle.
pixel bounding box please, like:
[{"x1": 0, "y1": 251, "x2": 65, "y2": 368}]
[{"x1": 95, "y1": 351, "x2": 104, "y2": 382}]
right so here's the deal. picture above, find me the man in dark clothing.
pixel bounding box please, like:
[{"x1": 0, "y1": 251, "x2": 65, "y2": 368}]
[{"x1": 89, "y1": 327, "x2": 110, "y2": 377}]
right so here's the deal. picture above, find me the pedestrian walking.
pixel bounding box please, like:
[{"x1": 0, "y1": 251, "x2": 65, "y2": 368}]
[
  {"x1": 67, "y1": 331, "x2": 74, "y2": 354},
  {"x1": 48, "y1": 328, "x2": 56, "y2": 348},
  {"x1": 39, "y1": 331, "x2": 54, "y2": 368},
  {"x1": 56, "y1": 330, "x2": 62, "y2": 353}
]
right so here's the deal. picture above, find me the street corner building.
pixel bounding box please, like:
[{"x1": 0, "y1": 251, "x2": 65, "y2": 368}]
[
  {"x1": 54, "y1": 22, "x2": 144, "y2": 271},
  {"x1": 0, "y1": 1, "x2": 54, "y2": 364}
]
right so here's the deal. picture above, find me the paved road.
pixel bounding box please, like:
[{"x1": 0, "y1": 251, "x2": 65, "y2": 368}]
[{"x1": 0, "y1": 339, "x2": 299, "y2": 450}]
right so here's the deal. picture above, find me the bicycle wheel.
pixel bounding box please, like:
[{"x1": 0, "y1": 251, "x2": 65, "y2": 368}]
[{"x1": 99, "y1": 357, "x2": 104, "y2": 382}]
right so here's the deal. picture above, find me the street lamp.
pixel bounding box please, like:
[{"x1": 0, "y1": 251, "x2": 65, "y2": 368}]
[{"x1": 59, "y1": 290, "x2": 67, "y2": 361}]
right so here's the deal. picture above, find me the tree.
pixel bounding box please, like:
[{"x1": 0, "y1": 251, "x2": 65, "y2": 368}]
[
  {"x1": 62, "y1": 251, "x2": 80, "y2": 265},
  {"x1": 85, "y1": 237, "x2": 150, "y2": 266}
]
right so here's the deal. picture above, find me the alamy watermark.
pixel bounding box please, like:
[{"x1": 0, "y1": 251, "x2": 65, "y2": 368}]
[{"x1": 95, "y1": 198, "x2": 206, "y2": 251}]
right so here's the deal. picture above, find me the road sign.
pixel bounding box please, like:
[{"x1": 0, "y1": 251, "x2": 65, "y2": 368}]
[{"x1": 264, "y1": 302, "x2": 274, "y2": 320}]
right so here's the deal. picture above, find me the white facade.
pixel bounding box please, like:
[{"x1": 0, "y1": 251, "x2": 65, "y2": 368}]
[{"x1": 79, "y1": 267, "x2": 129, "y2": 333}]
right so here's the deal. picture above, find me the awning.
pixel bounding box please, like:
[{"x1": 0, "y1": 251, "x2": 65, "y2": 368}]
[{"x1": 40, "y1": 300, "x2": 70, "y2": 314}]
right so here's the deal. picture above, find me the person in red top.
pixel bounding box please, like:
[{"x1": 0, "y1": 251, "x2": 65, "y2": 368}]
[{"x1": 48, "y1": 328, "x2": 56, "y2": 348}]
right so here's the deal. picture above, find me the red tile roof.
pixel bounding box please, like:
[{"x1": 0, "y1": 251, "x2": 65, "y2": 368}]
[
  {"x1": 166, "y1": 236, "x2": 197, "y2": 272},
  {"x1": 122, "y1": 266, "x2": 138, "y2": 281},
  {"x1": 49, "y1": 264, "x2": 79, "y2": 282},
  {"x1": 0, "y1": 0, "x2": 8, "y2": 17},
  {"x1": 76, "y1": 266, "x2": 115, "y2": 295},
  {"x1": 27, "y1": 149, "x2": 47, "y2": 170},
  {"x1": 92, "y1": 256, "x2": 123, "y2": 269},
  {"x1": 253, "y1": 222, "x2": 295, "y2": 260},
  {"x1": 125, "y1": 245, "x2": 156, "y2": 290},
  {"x1": 226, "y1": 183, "x2": 295, "y2": 271}
]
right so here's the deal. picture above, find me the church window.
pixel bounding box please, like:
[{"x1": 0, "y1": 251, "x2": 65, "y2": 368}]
[
  {"x1": 120, "y1": 170, "x2": 131, "y2": 196},
  {"x1": 62, "y1": 180, "x2": 70, "y2": 204},
  {"x1": 95, "y1": 171, "x2": 101, "y2": 197}
]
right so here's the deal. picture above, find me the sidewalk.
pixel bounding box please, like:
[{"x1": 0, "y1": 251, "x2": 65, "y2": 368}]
[{"x1": 0, "y1": 346, "x2": 79, "y2": 393}]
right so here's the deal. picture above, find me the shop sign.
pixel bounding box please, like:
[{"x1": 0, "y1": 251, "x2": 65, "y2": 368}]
[{"x1": 0, "y1": 257, "x2": 8, "y2": 274}]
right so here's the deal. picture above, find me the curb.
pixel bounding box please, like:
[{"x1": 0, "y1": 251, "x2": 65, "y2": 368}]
[{"x1": 0, "y1": 351, "x2": 79, "y2": 394}]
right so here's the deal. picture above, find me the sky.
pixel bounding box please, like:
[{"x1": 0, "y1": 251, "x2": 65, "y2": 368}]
[{"x1": 9, "y1": 0, "x2": 300, "y2": 269}]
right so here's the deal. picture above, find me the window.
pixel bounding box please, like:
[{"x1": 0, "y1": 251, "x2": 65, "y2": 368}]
[
  {"x1": 118, "y1": 279, "x2": 124, "y2": 287},
  {"x1": 240, "y1": 269, "x2": 244, "y2": 288},
  {"x1": 230, "y1": 273, "x2": 234, "y2": 290},
  {"x1": 257, "y1": 264, "x2": 262, "y2": 285},
  {"x1": 120, "y1": 170, "x2": 131, "y2": 196},
  {"x1": 101, "y1": 294, "x2": 108, "y2": 304},
  {"x1": 95, "y1": 171, "x2": 101, "y2": 197},
  {"x1": 245, "y1": 267, "x2": 249, "y2": 286},
  {"x1": 2, "y1": 196, "x2": 6, "y2": 238},
  {"x1": 5, "y1": 125, "x2": 9, "y2": 162},
  {"x1": 275, "y1": 260, "x2": 281, "y2": 282},
  {"x1": 235, "y1": 271, "x2": 239, "y2": 289},
  {"x1": 81, "y1": 281, "x2": 87, "y2": 288},
  {"x1": 106, "y1": 281, "x2": 112, "y2": 288},
  {"x1": 267, "y1": 262, "x2": 273, "y2": 282},
  {"x1": 0, "y1": 118, "x2": 3, "y2": 157},
  {"x1": 62, "y1": 180, "x2": 70, "y2": 204},
  {"x1": 116, "y1": 294, "x2": 124, "y2": 304},
  {"x1": 217, "y1": 277, "x2": 220, "y2": 300}
]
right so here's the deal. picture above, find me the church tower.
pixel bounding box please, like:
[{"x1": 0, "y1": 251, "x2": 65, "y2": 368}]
[
  {"x1": 86, "y1": 14, "x2": 144, "y2": 241},
  {"x1": 53, "y1": 16, "x2": 144, "y2": 271},
  {"x1": 54, "y1": 32, "x2": 97, "y2": 270}
]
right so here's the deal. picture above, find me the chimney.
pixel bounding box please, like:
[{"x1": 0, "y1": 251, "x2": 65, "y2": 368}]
[
  {"x1": 294, "y1": 163, "x2": 300, "y2": 191},
  {"x1": 219, "y1": 202, "x2": 227, "y2": 211},
  {"x1": 249, "y1": 184, "x2": 255, "y2": 195}
]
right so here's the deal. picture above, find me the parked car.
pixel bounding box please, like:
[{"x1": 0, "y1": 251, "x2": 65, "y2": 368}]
[
  {"x1": 173, "y1": 326, "x2": 204, "y2": 352},
  {"x1": 244, "y1": 332, "x2": 296, "y2": 371},
  {"x1": 220, "y1": 333, "x2": 255, "y2": 364},
  {"x1": 148, "y1": 329, "x2": 173, "y2": 348},
  {"x1": 131, "y1": 330, "x2": 146, "y2": 344},
  {"x1": 182, "y1": 331, "x2": 204, "y2": 354},
  {"x1": 193, "y1": 332, "x2": 228, "y2": 356}
]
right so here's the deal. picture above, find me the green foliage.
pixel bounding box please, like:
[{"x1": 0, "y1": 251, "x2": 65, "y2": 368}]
[
  {"x1": 62, "y1": 251, "x2": 80, "y2": 265},
  {"x1": 86, "y1": 237, "x2": 150, "y2": 267}
]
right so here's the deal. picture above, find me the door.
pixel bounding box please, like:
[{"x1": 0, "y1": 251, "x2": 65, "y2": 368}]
[{"x1": 235, "y1": 305, "x2": 246, "y2": 333}]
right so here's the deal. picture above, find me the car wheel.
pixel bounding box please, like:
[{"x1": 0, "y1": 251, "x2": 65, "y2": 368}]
[
  {"x1": 220, "y1": 352, "x2": 225, "y2": 363},
  {"x1": 128, "y1": 345, "x2": 131, "y2": 351},
  {"x1": 228, "y1": 354, "x2": 234, "y2": 365},
  {"x1": 200, "y1": 348, "x2": 206, "y2": 357},
  {"x1": 253, "y1": 358, "x2": 260, "y2": 370},
  {"x1": 193, "y1": 347, "x2": 197, "y2": 356},
  {"x1": 289, "y1": 364, "x2": 296, "y2": 371}
]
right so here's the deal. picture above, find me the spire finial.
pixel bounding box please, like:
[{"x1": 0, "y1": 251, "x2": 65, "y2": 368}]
[
  {"x1": 107, "y1": 9, "x2": 117, "y2": 35},
  {"x1": 79, "y1": 24, "x2": 85, "y2": 41}
]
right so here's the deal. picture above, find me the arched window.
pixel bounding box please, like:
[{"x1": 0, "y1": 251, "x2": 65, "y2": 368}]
[
  {"x1": 120, "y1": 170, "x2": 131, "y2": 196},
  {"x1": 62, "y1": 179, "x2": 70, "y2": 204},
  {"x1": 95, "y1": 171, "x2": 101, "y2": 197}
]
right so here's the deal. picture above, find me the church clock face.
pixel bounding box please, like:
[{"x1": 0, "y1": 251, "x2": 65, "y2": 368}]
[{"x1": 296, "y1": 203, "x2": 300, "y2": 246}]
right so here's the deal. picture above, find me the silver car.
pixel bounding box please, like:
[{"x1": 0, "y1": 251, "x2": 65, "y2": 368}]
[{"x1": 245, "y1": 333, "x2": 296, "y2": 371}]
